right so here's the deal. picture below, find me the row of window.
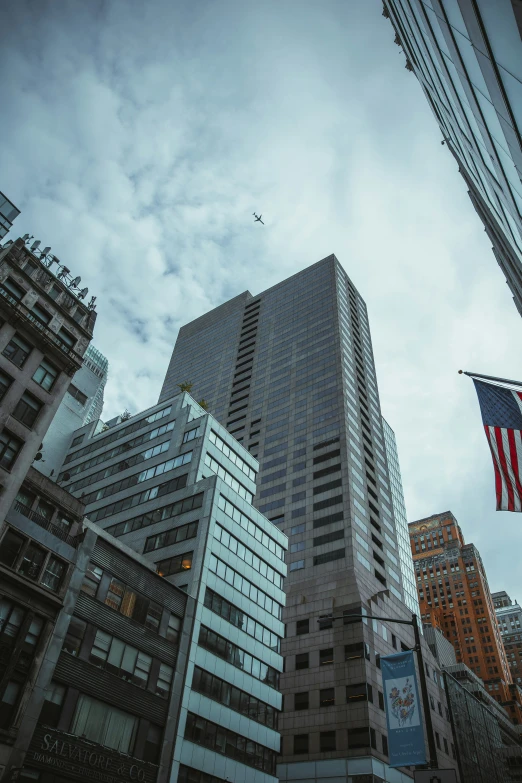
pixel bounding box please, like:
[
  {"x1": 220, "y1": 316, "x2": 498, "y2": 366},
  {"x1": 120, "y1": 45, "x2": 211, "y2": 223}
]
[
  {"x1": 209, "y1": 430, "x2": 257, "y2": 480},
  {"x1": 192, "y1": 666, "x2": 277, "y2": 729},
  {"x1": 198, "y1": 625, "x2": 279, "y2": 689},
  {"x1": 209, "y1": 554, "x2": 282, "y2": 620},
  {"x1": 156, "y1": 550, "x2": 193, "y2": 577},
  {"x1": 63, "y1": 617, "x2": 174, "y2": 696},
  {"x1": 80, "y1": 451, "x2": 192, "y2": 505},
  {"x1": 204, "y1": 588, "x2": 280, "y2": 652},
  {"x1": 107, "y1": 491, "x2": 203, "y2": 538},
  {"x1": 217, "y1": 494, "x2": 285, "y2": 560},
  {"x1": 66, "y1": 439, "x2": 172, "y2": 492},
  {"x1": 81, "y1": 560, "x2": 182, "y2": 641},
  {"x1": 291, "y1": 726, "x2": 388, "y2": 754},
  {"x1": 0, "y1": 528, "x2": 67, "y2": 592},
  {"x1": 88, "y1": 472, "x2": 189, "y2": 523},
  {"x1": 40, "y1": 687, "x2": 161, "y2": 762},
  {"x1": 184, "y1": 712, "x2": 276, "y2": 775},
  {"x1": 61, "y1": 421, "x2": 176, "y2": 480},
  {"x1": 204, "y1": 453, "x2": 253, "y2": 503},
  {"x1": 145, "y1": 520, "x2": 198, "y2": 553},
  {"x1": 1, "y1": 276, "x2": 78, "y2": 347},
  {"x1": 63, "y1": 405, "x2": 172, "y2": 464},
  {"x1": 214, "y1": 524, "x2": 284, "y2": 589}
]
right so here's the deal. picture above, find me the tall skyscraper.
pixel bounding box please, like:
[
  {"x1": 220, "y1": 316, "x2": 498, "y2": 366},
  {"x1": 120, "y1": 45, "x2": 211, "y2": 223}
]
[
  {"x1": 382, "y1": 1, "x2": 522, "y2": 314},
  {"x1": 382, "y1": 418, "x2": 420, "y2": 620},
  {"x1": 160, "y1": 255, "x2": 457, "y2": 782},
  {"x1": 493, "y1": 591, "x2": 522, "y2": 688},
  {"x1": 38, "y1": 344, "x2": 108, "y2": 477},
  {"x1": 0, "y1": 191, "x2": 20, "y2": 239},
  {"x1": 409, "y1": 511, "x2": 522, "y2": 723}
]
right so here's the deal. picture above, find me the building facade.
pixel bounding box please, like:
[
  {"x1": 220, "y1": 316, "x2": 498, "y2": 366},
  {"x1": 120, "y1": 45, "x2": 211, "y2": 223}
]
[
  {"x1": 409, "y1": 511, "x2": 522, "y2": 724},
  {"x1": 443, "y1": 665, "x2": 522, "y2": 783},
  {"x1": 382, "y1": 0, "x2": 522, "y2": 314},
  {"x1": 0, "y1": 194, "x2": 20, "y2": 241},
  {"x1": 0, "y1": 481, "x2": 192, "y2": 783},
  {"x1": 381, "y1": 419, "x2": 420, "y2": 620},
  {"x1": 494, "y1": 591, "x2": 522, "y2": 688},
  {"x1": 37, "y1": 344, "x2": 108, "y2": 478},
  {"x1": 159, "y1": 256, "x2": 458, "y2": 782},
  {"x1": 0, "y1": 237, "x2": 96, "y2": 524},
  {"x1": 56, "y1": 391, "x2": 287, "y2": 783}
]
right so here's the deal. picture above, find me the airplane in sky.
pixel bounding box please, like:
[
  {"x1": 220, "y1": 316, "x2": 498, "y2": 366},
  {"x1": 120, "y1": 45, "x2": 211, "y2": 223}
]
[{"x1": 253, "y1": 212, "x2": 264, "y2": 224}]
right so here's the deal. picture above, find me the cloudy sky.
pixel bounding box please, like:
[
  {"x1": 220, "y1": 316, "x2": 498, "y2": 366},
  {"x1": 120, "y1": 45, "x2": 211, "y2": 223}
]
[{"x1": 2, "y1": 0, "x2": 521, "y2": 598}]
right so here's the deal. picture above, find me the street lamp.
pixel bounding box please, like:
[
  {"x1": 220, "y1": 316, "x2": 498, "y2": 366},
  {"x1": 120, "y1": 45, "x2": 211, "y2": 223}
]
[{"x1": 318, "y1": 609, "x2": 438, "y2": 768}]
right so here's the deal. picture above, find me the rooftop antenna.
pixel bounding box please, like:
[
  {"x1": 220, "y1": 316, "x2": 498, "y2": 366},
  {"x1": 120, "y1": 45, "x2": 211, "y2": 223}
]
[
  {"x1": 30, "y1": 240, "x2": 41, "y2": 252},
  {"x1": 78, "y1": 287, "x2": 88, "y2": 299},
  {"x1": 70, "y1": 276, "x2": 81, "y2": 288},
  {"x1": 22, "y1": 234, "x2": 31, "y2": 242},
  {"x1": 41, "y1": 246, "x2": 51, "y2": 257}
]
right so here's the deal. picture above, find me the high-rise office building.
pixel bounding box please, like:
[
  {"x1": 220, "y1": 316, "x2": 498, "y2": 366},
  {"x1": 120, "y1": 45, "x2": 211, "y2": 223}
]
[
  {"x1": 382, "y1": 1, "x2": 522, "y2": 314},
  {"x1": 382, "y1": 418, "x2": 420, "y2": 620},
  {"x1": 493, "y1": 591, "x2": 522, "y2": 688},
  {"x1": 159, "y1": 255, "x2": 457, "y2": 782},
  {"x1": 409, "y1": 511, "x2": 522, "y2": 723},
  {"x1": 55, "y1": 391, "x2": 287, "y2": 783},
  {"x1": 0, "y1": 237, "x2": 97, "y2": 526},
  {"x1": 38, "y1": 344, "x2": 108, "y2": 477},
  {"x1": 0, "y1": 191, "x2": 20, "y2": 240}
]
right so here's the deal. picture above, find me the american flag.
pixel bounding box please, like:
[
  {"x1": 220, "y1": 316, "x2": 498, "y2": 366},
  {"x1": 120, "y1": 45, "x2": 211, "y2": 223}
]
[{"x1": 473, "y1": 378, "x2": 522, "y2": 511}]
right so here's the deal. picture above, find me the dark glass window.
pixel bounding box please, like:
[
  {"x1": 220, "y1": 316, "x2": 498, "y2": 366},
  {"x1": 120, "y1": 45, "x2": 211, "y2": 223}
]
[
  {"x1": 32, "y1": 303, "x2": 51, "y2": 325},
  {"x1": 0, "y1": 430, "x2": 23, "y2": 470},
  {"x1": 40, "y1": 681, "x2": 65, "y2": 727},
  {"x1": 294, "y1": 692, "x2": 309, "y2": 710},
  {"x1": 40, "y1": 556, "x2": 66, "y2": 592},
  {"x1": 320, "y1": 688, "x2": 335, "y2": 707},
  {"x1": 18, "y1": 542, "x2": 46, "y2": 580},
  {"x1": 294, "y1": 734, "x2": 308, "y2": 754},
  {"x1": 0, "y1": 681, "x2": 21, "y2": 730},
  {"x1": 346, "y1": 683, "x2": 368, "y2": 701},
  {"x1": 143, "y1": 724, "x2": 162, "y2": 763},
  {"x1": 192, "y1": 666, "x2": 277, "y2": 729},
  {"x1": 320, "y1": 648, "x2": 334, "y2": 665},
  {"x1": 156, "y1": 551, "x2": 193, "y2": 577},
  {"x1": 345, "y1": 642, "x2": 364, "y2": 660},
  {"x1": 347, "y1": 727, "x2": 369, "y2": 749},
  {"x1": 2, "y1": 334, "x2": 32, "y2": 368},
  {"x1": 58, "y1": 327, "x2": 75, "y2": 348},
  {"x1": 67, "y1": 384, "x2": 88, "y2": 405},
  {"x1": 1, "y1": 277, "x2": 25, "y2": 300},
  {"x1": 0, "y1": 370, "x2": 13, "y2": 401},
  {"x1": 12, "y1": 391, "x2": 42, "y2": 428},
  {"x1": 63, "y1": 617, "x2": 87, "y2": 656},
  {"x1": 184, "y1": 712, "x2": 276, "y2": 774},
  {"x1": 0, "y1": 529, "x2": 25, "y2": 568},
  {"x1": 295, "y1": 653, "x2": 309, "y2": 670},
  {"x1": 320, "y1": 731, "x2": 336, "y2": 752},
  {"x1": 378, "y1": 690, "x2": 385, "y2": 710},
  {"x1": 296, "y1": 619, "x2": 309, "y2": 635},
  {"x1": 81, "y1": 562, "x2": 103, "y2": 596},
  {"x1": 32, "y1": 359, "x2": 58, "y2": 391}
]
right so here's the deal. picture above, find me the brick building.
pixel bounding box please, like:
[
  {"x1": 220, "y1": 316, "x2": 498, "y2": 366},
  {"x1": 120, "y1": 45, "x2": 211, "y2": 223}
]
[{"x1": 409, "y1": 511, "x2": 522, "y2": 724}]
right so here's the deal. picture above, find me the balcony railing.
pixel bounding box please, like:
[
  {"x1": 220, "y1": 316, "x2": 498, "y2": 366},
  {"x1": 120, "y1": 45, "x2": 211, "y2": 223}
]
[
  {"x1": 13, "y1": 501, "x2": 80, "y2": 548},
  {"x1": 0, "y1": 286, "x2": 84, "y2": 373}
]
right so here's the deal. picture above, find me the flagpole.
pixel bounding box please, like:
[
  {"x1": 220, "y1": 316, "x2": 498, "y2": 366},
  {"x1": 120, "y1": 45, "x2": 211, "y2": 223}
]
[{"x1": 458, "y1": 370, "x2": 522, "y2": 389}]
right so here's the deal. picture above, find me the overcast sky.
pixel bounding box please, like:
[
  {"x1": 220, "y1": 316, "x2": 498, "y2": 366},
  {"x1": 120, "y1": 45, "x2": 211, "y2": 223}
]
[{"x1": 2, "y1": 0, "x2": 521, "y2": 599}]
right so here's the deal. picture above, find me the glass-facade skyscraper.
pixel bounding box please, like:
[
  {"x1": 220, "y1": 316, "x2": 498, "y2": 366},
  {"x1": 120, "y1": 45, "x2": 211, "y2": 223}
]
[
  {"x1": 160, "y1": 255, "x2": 457, "y2": 782},
  {"x1": 382, "y1": 418, "x2": 420, "y2": 620},
  {"x1": 382, "y1": 0, "x2": 522, "y2": 314}
]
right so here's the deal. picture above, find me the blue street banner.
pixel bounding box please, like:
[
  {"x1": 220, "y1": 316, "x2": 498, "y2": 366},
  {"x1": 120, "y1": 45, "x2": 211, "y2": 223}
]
[{"x1": 381, "y1": 651, "x2": 427, "y2": 767}]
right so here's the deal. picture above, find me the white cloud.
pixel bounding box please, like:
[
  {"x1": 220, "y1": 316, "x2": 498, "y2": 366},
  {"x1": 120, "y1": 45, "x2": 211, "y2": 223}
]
[{"x1": 1, "y1": 0, "x2": 521, "y2": 597}]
